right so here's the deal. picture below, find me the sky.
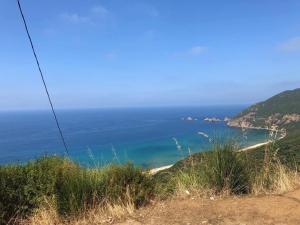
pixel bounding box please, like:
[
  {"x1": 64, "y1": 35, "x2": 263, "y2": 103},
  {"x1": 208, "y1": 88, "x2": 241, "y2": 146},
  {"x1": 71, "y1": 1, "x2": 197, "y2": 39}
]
[{"x1": 1, "y1": 0, "x2": 300, "y2": 110}]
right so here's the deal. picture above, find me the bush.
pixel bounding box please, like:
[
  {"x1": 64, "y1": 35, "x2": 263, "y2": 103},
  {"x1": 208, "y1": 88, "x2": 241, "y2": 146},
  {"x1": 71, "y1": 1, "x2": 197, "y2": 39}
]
[
  {"x1": 0, "y1": 157, "x2": 155, "y2": 224},
  {"x1": 155, "y1": 144, "x2": 252, "y2": 197},
  {"x1": 202, "y1": 144, "x2": 251, "y2": 194},
  {"x1": 99, "y1": 164, "x2": 154, "y2": 206},
  {"x1": 0, "y1": 156, "x2": 68, "y2": 224},
  {"x1": 55, "y1": 163, "x2": 155, "y2": 215}
]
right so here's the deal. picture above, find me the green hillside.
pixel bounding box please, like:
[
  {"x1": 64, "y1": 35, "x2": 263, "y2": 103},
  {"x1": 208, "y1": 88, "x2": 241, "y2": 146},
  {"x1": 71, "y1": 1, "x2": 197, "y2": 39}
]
[
  {"x1": 238, "y1": 88, "x2": 300, "y2": 117},
  {"x1": 226, "y1": 88, "x2": 300, "y2": 165},
  {"x1": 228, "y1": 88, "x2": 300, "y2": 129}
]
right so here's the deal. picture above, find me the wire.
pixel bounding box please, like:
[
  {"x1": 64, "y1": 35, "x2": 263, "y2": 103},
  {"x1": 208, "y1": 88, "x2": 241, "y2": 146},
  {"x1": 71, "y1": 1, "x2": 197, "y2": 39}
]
[{"x1": 17, "y1": 0, "x2": 69, "y2": 155}]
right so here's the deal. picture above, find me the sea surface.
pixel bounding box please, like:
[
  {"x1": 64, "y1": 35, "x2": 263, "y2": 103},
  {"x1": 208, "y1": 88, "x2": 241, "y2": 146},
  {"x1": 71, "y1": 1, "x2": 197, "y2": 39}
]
[{"x1": 0, "y1": 106, "x2": 269, "y2": 168}]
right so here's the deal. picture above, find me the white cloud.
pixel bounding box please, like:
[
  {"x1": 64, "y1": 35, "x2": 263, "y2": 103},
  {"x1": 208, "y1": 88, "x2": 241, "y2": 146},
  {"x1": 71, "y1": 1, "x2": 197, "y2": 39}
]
[
  {"x1": 91, "y1": 5, "x2": 109, "y2": 17},
  {"x1": 172, "y1": 46, "x2": 207, "y2": 57},
  {"x1": 278, "y1": 37, "x2": 300, "y2": 52},
  {"x1": 61, "y1": 13, "x2": 90, "y2": 24},
  {"x1": 188, "y1": 46, "x2": 207, "y2": 55},
  {"x1": 60, "y1": 5, "x2": 110, "y2": 25}
]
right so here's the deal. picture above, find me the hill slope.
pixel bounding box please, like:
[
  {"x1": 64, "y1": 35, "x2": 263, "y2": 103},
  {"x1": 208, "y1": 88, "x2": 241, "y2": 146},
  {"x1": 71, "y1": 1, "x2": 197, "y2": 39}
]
[
  {"x1": 228, "y1": 88, "x2": 300, "y2": 130},
  {"x1": 227, "y1": 88, "x2": 300, "y2": 164}
]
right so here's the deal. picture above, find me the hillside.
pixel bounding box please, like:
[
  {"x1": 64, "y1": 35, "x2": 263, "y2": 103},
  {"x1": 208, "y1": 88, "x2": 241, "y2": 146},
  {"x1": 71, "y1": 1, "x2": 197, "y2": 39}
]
[
  {"x1": 226, "y1": 88, "x2": 300, "y2": 165},
  {"x1": 227, "y1": 88, "x2": 300, "y2": 130}
]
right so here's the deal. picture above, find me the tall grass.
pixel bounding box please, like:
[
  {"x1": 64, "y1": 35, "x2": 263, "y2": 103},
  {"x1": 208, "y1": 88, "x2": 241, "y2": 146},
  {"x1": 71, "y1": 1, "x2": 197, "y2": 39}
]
[
  {"x1": 0, "y1": 157, "x2": 154, "y2": 225},
  {"x1": 167, "y1": 143, "x2": 251, "y2": 197},
  {"x1": 202, "y1": 144, "x2": 251, "y2": 194},
  {"x1": 158, "y1": 142, "x2": 299, "y2": 198},
  {"x1": 251, "y1": 143, "x2": 299, "y2": 194},
  {"x1": 0, "y1": 156, "x2": 68, "y2": 224}
]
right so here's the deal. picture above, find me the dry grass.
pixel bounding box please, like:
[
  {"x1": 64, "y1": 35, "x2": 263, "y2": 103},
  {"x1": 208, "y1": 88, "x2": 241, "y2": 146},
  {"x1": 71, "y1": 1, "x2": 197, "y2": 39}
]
[
  {"x1": 173, "y1": 170, "x2": 213, "y2": 198},
  {"x1": 250, "y1": 141, "x2": 300, "y2": 195},
  {"x1": 172, "y1": 142, "x2": 300, "y2": 199},
  {"x1": 22, "y1": 192, "x2": 135, "y2": 225},
  {"x1": 252, "y1": 161, "x2": 299, "y2": 195}
]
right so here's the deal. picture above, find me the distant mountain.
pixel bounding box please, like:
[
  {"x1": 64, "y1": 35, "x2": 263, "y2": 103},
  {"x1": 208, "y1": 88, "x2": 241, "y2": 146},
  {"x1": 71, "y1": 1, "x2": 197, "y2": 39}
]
[{"x1": 228, "y1": 88, "x2": 300, "y2": 130}]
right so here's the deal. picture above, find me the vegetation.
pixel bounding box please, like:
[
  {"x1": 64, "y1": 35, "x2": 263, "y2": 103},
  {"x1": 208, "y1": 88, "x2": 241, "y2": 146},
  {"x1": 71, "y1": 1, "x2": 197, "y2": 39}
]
[
  {"x1": 229, "y1": 88, "x2": 300, "y2": 167},
  {"x1": 236, "y1": 88, "x2": 300, "y2": 119},
  {"x1": 155, "y1": 142, "x2": 298, "y2": 198},
  {"x1": 0, "y1": 143, "x2": 298, "y2": 224},
  {"x1": 0, "y1": 157, "x2": 154, "y2": 225}
]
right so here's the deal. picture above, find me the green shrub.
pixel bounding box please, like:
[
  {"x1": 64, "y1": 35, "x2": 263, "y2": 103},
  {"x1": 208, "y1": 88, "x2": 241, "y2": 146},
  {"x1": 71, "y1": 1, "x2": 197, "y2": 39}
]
[
  {"x1": 0, "y1": 156, "x2": 69, "y2": 224},
  {"x1": 99, "y1": 164, "x2": 154, "y2": 206},
  {"x1": 153, "y1": 171, "x2": 177, "y2": 198},
  {"x1": 55, "y1": 163, "x2": 155, "y2": 215},
  {"x1": 202, "y1": 144, "x2": 251, "y2": 194},
  {"x1": 154, "y1": 143, "x2": 252, "y2": 196},
  {"x1": 0, "y1": 157, "x2": 155, "y2": 224},
  {"x1": 54, "y1": 161, "x2": 89, "y2": 215}
]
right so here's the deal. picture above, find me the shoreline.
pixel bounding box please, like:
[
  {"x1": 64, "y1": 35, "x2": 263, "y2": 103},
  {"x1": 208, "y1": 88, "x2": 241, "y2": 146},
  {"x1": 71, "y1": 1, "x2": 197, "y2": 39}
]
[
  {"x1": 148, "y1": 141, "x2": 270, "y2": 174},
  {"x1": 150, "y1": 132, "x2": 287, "y2": 173},
  {"x1": 238, "y1": 141, "x2": 271, "y2": 152},
  {"x1": 150, "y1": 164, "x2": 173, "y2": 174},
  {"x1": 148, "y1": 140, "x2": 269, "y2": 173}
]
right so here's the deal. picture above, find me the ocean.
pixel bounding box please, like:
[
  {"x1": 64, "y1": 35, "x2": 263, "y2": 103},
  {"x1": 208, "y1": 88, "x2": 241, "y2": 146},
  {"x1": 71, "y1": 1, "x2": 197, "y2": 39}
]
[{"x1": 0, "y1": 106, "x2": 269, "y2": 168}]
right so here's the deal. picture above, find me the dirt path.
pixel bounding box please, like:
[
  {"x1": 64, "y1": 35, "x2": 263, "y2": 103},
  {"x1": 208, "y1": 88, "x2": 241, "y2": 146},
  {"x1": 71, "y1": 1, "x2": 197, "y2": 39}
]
[{"x1": 117, "y1": 188, "x2": 300, "y2": 225}]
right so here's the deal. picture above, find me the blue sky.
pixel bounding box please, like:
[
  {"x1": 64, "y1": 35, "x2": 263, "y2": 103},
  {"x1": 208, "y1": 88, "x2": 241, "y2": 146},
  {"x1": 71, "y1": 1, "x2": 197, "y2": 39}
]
[{"x1": 1, "y1": 0, "x2": 300, "y2": 109}]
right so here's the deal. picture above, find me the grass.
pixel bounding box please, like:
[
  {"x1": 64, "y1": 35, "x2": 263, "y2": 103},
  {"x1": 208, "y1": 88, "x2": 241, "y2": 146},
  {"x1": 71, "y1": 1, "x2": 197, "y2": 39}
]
[
  {"x1": 251, "y1": 142, "x2": 299, "y2": 195},
  {"x1": 0, "y1": 156, "x2": 67, "y2": 224},
  {"x1": 155, "y1": 143, "x2": 252, "y2": 197},
  {"x1": 0, "y1": 158, "x2": 154, "y2": 225},
  {"x1": 0, "y1": 141, "x2": 299, "y2": 224},
  {"x1": 154, "y1": 142, "x2": 299, "y2": 198},
  {"x1": 202, "y1": 144, "x2": 251, "y2": 194}
]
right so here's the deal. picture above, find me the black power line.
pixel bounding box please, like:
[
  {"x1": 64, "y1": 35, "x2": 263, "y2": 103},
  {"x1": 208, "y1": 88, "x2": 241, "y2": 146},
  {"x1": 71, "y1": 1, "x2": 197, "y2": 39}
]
[{"x1": 17, "y1": 0, "x2": 69, "y2": 155}]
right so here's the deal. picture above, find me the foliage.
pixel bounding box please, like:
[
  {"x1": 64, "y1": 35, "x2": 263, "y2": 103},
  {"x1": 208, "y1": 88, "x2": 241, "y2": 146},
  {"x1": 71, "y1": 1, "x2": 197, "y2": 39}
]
[
  {"x1": 0, "y1": 156, "x2": 67, "y2": 224},
  {"x1": 0, "y1": 157, "x2": 154, "y2": 224},
  {"x1": 56, "y1": 163, "x2": 154, "y2": 215},
  {"x1": 155, "y1": 143, "x2": 251, "y2": 196},
  {"x1": 1, "y1": 141, "x2": 298, "y2": 224},
  {"x1": 236, "y1": 88, "x2": 300, "y2": 119},
  {"x1": 202, "y1": 144, "x2": 251, "y2": 194}
]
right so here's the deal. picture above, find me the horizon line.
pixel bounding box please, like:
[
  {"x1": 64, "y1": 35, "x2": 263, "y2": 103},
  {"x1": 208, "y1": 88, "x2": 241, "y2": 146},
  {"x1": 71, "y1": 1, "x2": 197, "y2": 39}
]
[{"x1": 0, "y1": 104, "x2": 251, "y2": 112}]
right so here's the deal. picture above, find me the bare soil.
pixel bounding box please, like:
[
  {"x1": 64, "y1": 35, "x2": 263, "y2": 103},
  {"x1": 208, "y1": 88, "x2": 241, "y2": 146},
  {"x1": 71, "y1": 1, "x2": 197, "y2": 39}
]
[{"x1": 116, "y1": 188, "x2": 300, "y2": 225}]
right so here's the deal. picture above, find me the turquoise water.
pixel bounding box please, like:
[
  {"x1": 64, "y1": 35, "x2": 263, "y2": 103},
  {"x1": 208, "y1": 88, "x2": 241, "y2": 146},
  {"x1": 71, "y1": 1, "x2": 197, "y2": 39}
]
[{"x1": 0, "y1": 106, "x2": 269, "y2": 168}]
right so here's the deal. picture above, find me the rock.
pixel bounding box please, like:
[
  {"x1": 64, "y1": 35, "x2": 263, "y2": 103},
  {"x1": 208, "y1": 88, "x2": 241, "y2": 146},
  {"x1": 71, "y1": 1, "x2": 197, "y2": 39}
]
[
  {"x1": 224, "y1": 117, "x2": 230, "y2": 122},
  {"x1": 204, "y1": 117, "x2": 222, "y2": 122}
]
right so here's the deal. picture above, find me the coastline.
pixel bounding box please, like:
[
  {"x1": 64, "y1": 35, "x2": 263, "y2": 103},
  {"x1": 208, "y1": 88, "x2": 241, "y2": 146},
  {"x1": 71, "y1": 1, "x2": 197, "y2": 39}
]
[
  {"x1": 149, "y1": 140, "x2": 270, "y2": 174},
  {"x1": 150, "y1": 164, "x2": 173, "y2": 174},
  {"x1": 150, "y1": 132, "x2": 287, "y2": 174},
  {"x1": 238, "y1": 141, "x2": 271, "y2": 152},
  {"x1": 149, "y1": 142, "x2": 270, "y2": 174}
]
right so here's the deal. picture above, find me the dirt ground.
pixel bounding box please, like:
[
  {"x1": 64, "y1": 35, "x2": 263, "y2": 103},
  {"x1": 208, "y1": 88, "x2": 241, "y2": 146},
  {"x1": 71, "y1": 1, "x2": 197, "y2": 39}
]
[{"x1": 116, "y1": 188, "x2": 300, "y2": 225}]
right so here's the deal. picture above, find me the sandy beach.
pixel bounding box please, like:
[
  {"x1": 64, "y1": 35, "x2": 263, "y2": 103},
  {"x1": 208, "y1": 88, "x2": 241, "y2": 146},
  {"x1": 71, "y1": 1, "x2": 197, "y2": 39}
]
[
  {"x1": 150, "y1": 142, "x2": 272, "y2": 174},
  {"x1": 238, "y1": 141, "x2": 272, "y2": 152},
  {"x1": 150, "y1": 141, "x2": 274, "y2": 174},
  {"x1": 150, "y1": 164, "x2": 173, "y2": 174},
  {"x1": 150, "y1": 131, "x2": 286, "y2": 174}
]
